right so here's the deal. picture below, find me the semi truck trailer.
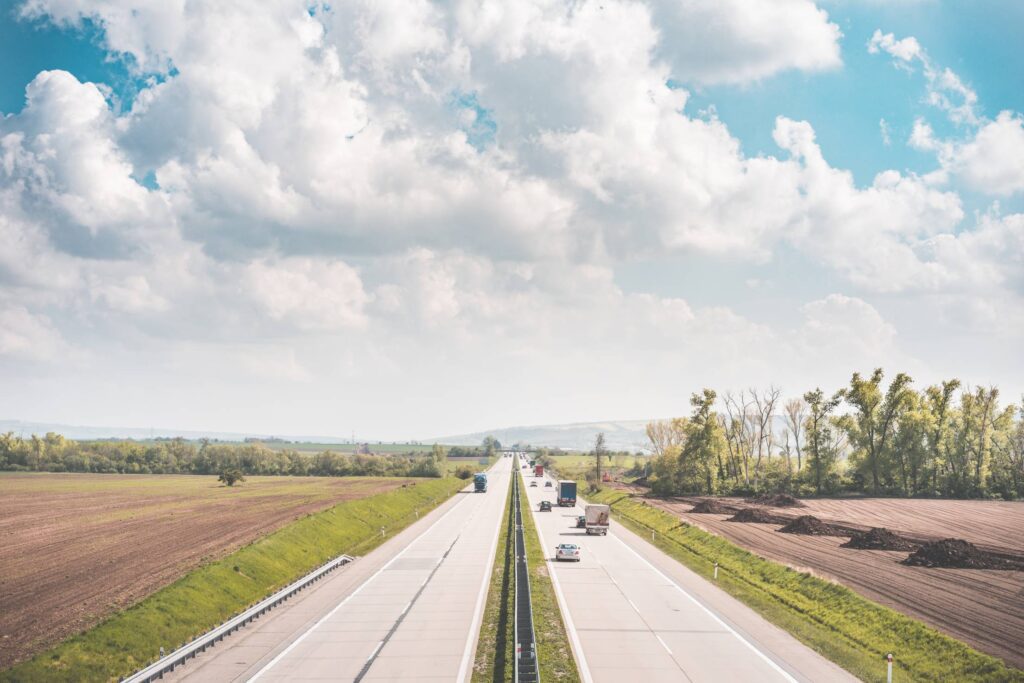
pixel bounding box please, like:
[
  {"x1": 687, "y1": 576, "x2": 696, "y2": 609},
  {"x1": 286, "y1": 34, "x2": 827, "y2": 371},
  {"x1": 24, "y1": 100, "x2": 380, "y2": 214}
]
[
  {"x1": 557, "y1": 480, "x2": 577, "y2": 507},
  {"x1": 534, "y1": 464, "x2": 544, "y2": 477},
  {"x1": 585, "y1": 504, "x2": 610, "y2": 535},
  {"x1": 473, "y1": 473, "x2": 488, "y2": 492}
]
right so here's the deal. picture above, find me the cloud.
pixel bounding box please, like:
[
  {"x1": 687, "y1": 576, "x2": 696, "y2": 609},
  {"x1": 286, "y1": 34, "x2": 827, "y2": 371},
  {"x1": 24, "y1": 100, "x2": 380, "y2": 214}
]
[
  {"x1": 649, "y1": 0, "x2": 842, "y2": 85},
  {"x1": 868, "y1": 29, "x2": 978, "y2": 126},
  {"x1": 951, "y1": 112, "x2": 1024, "y2": 196},
  {"x1": 0, "y1": 304, "x2": 65, "y2": 360}
]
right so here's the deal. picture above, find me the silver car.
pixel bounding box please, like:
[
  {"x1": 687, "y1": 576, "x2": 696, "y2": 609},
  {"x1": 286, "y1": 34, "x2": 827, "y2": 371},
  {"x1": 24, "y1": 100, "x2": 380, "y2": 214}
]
[{"x1": 555, "y1": 543, "x2": 581, "y2": 562}]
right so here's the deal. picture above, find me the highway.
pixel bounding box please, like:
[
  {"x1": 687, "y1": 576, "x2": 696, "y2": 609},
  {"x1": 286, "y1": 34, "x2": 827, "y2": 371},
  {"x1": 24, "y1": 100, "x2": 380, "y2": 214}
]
[
  {"x1": 521, "y1": 464, "x2": 858, "y2": 683},
  {"x1": 168, "y1": 455, "x2": 513, "y2": 682}
]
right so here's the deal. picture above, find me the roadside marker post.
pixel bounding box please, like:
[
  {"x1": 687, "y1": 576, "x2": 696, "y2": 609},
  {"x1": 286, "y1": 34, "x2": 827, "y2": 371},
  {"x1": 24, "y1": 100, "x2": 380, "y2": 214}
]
[
  {"x1": 714, "y1": 562, "x2": 719, "y2": 580},
  {"x1": 886, "y1": 653, "x2": 893, "y2": 683},
  {"x1": 380, "y1": 526, "x2": 385, "y2": 538}
]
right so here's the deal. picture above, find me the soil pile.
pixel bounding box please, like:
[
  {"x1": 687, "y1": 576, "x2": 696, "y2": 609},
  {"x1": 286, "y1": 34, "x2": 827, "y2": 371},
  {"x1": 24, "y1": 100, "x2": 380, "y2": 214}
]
[
  {"x1": 746, "y1": 493, "x2": 806, "y2": 508},
  {"x1": 778, "y1": 515, "x2": 847, "y2": 536},
  {"x1": 690, "y1": 500, "x2": 732, "y2": 514},
  {"x1": 728, "y1": 508, "x2": 789, "y2": 524},
  {"x1": 842, "y1": 528, "x2": 918, "y2": 551},
  {"x1": 903, "y1": 539, "x2": 1020, "y2": 569}
]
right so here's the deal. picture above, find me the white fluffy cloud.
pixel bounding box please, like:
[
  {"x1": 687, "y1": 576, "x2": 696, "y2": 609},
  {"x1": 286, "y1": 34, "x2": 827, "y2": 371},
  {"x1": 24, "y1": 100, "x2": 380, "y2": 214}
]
[{"x1": 0, "y1": 1, "x2": 1020, "y2": 435}]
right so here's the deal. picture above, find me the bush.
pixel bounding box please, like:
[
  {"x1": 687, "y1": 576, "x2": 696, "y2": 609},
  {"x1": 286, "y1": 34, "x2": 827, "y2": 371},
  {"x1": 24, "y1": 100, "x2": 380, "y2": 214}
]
[{"x1": 455, "y1": 466, "x2": 474, "y2": 480}]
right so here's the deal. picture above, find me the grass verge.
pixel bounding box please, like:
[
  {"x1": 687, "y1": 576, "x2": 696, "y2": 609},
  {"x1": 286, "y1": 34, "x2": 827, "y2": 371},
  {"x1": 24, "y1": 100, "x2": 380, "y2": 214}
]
[
  {"x1": 587, "y1": 488, "x2": 1024, "y2": 683},
  {"x1": 2, "y1": 477, "x2": 468, "y2": 683},
  {"x1": 519, "y1": 471, "x2": 581, "y2": 683},
  {"x1": 471, "y1": 475, "x2": 514, "y2": 682}
]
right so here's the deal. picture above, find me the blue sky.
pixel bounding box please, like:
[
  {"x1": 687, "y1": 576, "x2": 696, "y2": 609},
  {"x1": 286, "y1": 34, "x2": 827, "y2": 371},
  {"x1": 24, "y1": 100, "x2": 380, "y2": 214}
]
[{"x1": 0, "y1": 0, "x2": 1021, "y2": 438}]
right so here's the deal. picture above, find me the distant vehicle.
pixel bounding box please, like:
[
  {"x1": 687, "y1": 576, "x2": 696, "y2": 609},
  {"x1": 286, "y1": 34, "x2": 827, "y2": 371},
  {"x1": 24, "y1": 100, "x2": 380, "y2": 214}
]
[
  {"x1": 539, "y1": 500, "x2": 552, "y2": 512},
  {"x1": 534, "y1": 464, "x2": 544, "y2": 477},
  {"x1": 585, "y1": 504, "x2": 611, "y2": 535},
  {"x1": 473, "y1": 473, "x2": 488, "y2": 493},
  {"x1": 576, "y1": 515, "x2": 586, "y2": 528},
  {"x1": 557, "y1": 480, "x2": 577, "y2": 507},
  {"x1": 555, "y1": 543, "x2": 581, "y2": 562},
  {"x1": 545, "y1": 481, "x2": 552, "y2": 487},
  {"x1": 529, "y1": 481, "x2": 538, "y2": 487}
]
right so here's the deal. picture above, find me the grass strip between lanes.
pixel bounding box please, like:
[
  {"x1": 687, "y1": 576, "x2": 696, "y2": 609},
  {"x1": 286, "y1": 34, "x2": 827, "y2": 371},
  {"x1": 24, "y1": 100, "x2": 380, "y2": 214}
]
[
  {"x1": 2, "y1": 476, "x2": 468, "y2": 683},
  {"x1": 519, "y1": 470, "x2": 582, "y2": 683},
  {"x1": 471, "y1": 473, "x2": 514, "y2": 682},
  {"x1": 586, "y1": 487, "x2": 1024, "y2": 683}
]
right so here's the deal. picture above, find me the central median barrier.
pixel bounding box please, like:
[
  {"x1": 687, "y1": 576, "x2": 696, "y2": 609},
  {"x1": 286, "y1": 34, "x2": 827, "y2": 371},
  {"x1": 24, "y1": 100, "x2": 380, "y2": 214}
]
[{"x1": 1, "y1": 476, "x2": 469, "y2": 683}]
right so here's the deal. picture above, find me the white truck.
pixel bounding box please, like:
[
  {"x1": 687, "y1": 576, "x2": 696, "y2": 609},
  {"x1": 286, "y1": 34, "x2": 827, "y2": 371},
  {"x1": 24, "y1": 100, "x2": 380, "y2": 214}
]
[{"x1": 584, "y1": 504, "x2": 610, "y2": 535}]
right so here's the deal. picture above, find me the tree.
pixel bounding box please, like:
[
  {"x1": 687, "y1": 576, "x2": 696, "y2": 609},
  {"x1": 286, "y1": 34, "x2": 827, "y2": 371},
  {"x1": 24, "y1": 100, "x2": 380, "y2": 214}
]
[
  {"x1": 682, "y1": 389, "x2": 725, "y2": 494},
  {"x1": 594, "y1": 432, "x2": 606, "y2": 483},
  {"x1": 218, "y1": 469, "x2": 245, "y2": 486},
  {"x1": 803, "y1": 388, "x2": 842, "y2": 495},
  {"x1": 783, "y1": 398, "x2": 807, "y2": 472},
  {"x1": 842, "y1": 369, "x2": 914, "y2": 494},
  {"x1": 924, "y1": 380, "x2": 960, "y2": 493}
]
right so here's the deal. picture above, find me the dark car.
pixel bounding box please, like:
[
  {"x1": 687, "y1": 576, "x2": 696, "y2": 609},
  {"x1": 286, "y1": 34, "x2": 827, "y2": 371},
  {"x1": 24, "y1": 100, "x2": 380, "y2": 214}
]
[
  {"x1": 539, "y1": 501, "x2": 552, "y2": 512},
  {"x1": 576, "y1": 515, "x2": 586, "y2": 528},
  {"x1": 545, "y1": 481, "x2": 553, "y2": 487},
  {"x1": 529, "y1": 480, "x2": 538, "y2": 487}
]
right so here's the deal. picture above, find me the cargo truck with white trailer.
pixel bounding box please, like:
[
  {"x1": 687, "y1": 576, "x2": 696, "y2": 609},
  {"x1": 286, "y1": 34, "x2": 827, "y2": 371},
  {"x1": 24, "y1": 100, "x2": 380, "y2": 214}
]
[{"x1": 584, "y1": 504, "x2": 610, "y2": 535}]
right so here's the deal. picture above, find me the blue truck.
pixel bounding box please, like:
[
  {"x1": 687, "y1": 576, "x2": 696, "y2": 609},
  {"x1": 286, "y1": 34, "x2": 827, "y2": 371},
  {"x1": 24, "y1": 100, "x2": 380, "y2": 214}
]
[
  {"x1": 473, "y1": 473, "x2": 488, "y2": 492},
  {"x1": 557, "y1": 480, "x2": 577, "y2": 507}
]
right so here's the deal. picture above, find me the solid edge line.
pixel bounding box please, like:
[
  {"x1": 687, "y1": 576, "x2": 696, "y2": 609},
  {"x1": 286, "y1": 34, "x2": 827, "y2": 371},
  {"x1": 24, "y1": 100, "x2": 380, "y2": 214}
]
[
  {"x1": 456, "y1": 460, "x2": 512, "y2": 683},
  {"x1": 247, "y1": 479, "x2": 474, "y2": 682},
  {"x1": 610, "y1": 531, "x2": 798, "y2": 683},
  {"x1": 525, "y1": 471, "x2": 594, "y2": 683}
]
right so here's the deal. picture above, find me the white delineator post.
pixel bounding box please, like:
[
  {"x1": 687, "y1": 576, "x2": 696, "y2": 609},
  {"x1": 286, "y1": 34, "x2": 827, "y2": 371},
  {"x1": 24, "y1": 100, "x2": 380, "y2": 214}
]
[
  {"x1": 714, "y1": 562, "x2": 719, "y2": 580},
  {"x1": 886, "y1": 653, "x2": 893, "y2": 683}
]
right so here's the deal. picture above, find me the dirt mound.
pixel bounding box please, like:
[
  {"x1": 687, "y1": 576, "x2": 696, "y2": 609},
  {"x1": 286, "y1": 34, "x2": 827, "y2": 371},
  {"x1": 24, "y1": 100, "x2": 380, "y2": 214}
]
[
  {"x1": 690, "y1": 499, "x2": 732, "y2": 514},
  {"x1": 903, "y1": 539, "x2": 1021, "y2": 570},
  {"x1": 728, "y1": 508, "x2": 789, "y2": 524},
  {"x1": 842, "y1": 527, "x2": 918, "y2": 551},
  {"x1": 746, "y1": 493, "x2": 806, "y2": 508},
  {"x1": 778, "y1": 515, "x2": 848, "y2": 536}
]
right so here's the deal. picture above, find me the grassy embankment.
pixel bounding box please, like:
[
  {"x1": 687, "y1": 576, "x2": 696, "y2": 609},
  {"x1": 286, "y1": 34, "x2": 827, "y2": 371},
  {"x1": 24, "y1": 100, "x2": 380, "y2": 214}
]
[
  {"x1": 2, "y1": 477, "x2": 468, "y2": 683},
  {"x1": 519, "y1": 470, "x2": 581, "y2": 682},
  {"x1": 471, "y1": 475, "x2": 514, "y2": 682},
  {"x1": 586, "y1": 487, "x2": 1024, "y2": 683}
]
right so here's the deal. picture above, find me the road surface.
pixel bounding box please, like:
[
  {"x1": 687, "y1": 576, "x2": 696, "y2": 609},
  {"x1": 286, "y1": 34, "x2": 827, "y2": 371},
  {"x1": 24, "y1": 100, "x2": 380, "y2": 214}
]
[
  {"x1": 169, "y1": 455, "x2": 513, "y2": 682},
  {"x1": 521, "y1": 465, "x2": 858, "y2": 683}
]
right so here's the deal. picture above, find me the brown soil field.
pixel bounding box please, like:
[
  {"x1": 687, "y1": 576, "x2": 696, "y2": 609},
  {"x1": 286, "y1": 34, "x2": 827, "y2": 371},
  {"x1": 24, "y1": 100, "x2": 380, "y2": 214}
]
[
  {"x1": 636, "y1": 490, "x2": 1024, "y2": 668},
  {"x1": 0, "y1": 473, "x2": 414, "y2": 668}
]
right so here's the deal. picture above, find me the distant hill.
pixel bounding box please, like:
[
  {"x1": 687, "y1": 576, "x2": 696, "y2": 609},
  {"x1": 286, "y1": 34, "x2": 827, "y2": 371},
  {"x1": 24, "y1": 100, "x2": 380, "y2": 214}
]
[{"x1": 434, "y1": 419, "x2": 656, "y2": 452}]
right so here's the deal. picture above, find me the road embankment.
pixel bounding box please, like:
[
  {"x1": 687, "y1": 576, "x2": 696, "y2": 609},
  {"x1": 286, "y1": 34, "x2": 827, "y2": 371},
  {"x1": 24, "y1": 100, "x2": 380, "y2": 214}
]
[{"x1": 586, "y1": 487, "x2": 1024, "y2": 683}]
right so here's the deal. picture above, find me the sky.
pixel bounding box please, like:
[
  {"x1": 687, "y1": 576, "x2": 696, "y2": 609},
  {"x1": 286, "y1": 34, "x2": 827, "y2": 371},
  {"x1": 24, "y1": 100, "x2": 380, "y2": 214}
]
[{"x1": 1, "y1": 0, "x2": 1022, "y2": 440}]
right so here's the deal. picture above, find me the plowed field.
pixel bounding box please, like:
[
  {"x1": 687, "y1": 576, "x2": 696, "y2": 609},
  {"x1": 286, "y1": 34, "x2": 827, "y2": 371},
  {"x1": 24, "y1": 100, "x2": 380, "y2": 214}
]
[
  {"x1": 0, "y1": 473, "x2": 413, "y2": 668},
  {"x1": 641, "y1": 492, "x2": 1024, "y2": 668}
]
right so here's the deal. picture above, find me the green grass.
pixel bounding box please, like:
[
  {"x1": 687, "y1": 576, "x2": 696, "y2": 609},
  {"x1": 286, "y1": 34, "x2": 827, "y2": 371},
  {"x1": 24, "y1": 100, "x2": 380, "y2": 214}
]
[
  {"x1": 471, "y1": 475, "x2": 514, "y2": 683},
  {"x1": 587, "y1": 488, "x2": 1024, "y2": 683},
  {"x1": 2, "y1": 477, "x2": 468, "y2": 682},
  {"x1": 519, "y1": 471, "x2": 581, "y2": 683}
]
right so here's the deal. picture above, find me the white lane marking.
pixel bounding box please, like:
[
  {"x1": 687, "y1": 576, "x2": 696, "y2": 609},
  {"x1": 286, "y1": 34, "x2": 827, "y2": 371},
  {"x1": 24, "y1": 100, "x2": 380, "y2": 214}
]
[
  {"x1": 366, "y1": 641, "x2": 384, "y2": 661},
  {"x1": 655, "y1": 634, "x2": 673, "y2": 655},
  {"x1": 610, "y1": 533, "x2": 798, "y2": 683},
  {"x1": 627, "y1": 598, "x2": 640, "y2": 613},
  {"x1": 456, "y1": 463, "x2": 511, "y2": 683},
  {"x1": 525, "y1": 474, "x2": 594, "y2": 683},
  {"x1": 247, "y1": 478, "x2": 478, "y2": 682}
]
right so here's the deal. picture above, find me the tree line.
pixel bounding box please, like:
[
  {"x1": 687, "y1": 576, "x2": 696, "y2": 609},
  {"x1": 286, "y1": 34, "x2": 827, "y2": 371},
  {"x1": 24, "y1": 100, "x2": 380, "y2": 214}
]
[
  {"x1": 0, "y1": 434, "x2": 484, "y2": 479},
  {"x1": 644, "y1": 369, "x2": 1024, "y2": 499}
]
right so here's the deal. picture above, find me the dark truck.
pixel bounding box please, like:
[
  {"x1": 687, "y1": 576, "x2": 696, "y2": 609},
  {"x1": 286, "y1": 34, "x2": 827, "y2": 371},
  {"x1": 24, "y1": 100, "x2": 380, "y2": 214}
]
[
  {"x1": 557, "y1": 480, "x2": 577, "y2": 507},
  {"x1": 473, "y1": 473, "x2": 488, "y2": 492}
]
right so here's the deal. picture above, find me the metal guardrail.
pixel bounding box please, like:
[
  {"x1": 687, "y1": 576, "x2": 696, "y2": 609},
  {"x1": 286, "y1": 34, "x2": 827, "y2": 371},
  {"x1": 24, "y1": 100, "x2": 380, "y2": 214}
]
[
  {"x1": 123, "y1": 553, "x2": 355, "y2": 682},
  {"x1": 513, "y1": 465, "x2": 540, "y2": 683}
]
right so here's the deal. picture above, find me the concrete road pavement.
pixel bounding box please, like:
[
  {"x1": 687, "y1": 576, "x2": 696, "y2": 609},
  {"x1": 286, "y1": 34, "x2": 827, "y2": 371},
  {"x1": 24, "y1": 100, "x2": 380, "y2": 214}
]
[
  {"x1": 520, "y1": 465, "x2": 858, "y2": 683},
  {"x1": 169, "y1": 455, "x2": 513, "y2": 682}
]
